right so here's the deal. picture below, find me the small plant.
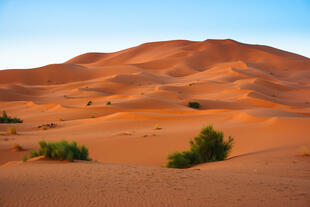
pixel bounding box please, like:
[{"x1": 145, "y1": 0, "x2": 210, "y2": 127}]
[
  {"x1": 154, "y1": 124, "x2": 162, "y2": 130},
  {"x1": 300, "y1": 145, "x2": 309, "y2": 156},
  {"x1": 12, "y1": 143, "x2": 24, "y2": 151},
  {"x1": 106, "y1": 101, "x2": 111, "y2": 105},
  {"x1": 0, "y1": 111, "x2": 23, "y2": 123},
  {"x1": 59, "y1": 118, "x2": 64, "y2": 121},
  {"x1": 8, "y1": 126, "x2": 17, "y2": 134},
  {"x1": 23, "y1": 155, "x2": 28, "y2": 162},
  {"x1": 87, "y1": 101, "x2": 93, "y2": 106},
  {"x1": 40, "y1": 125, "x2": 48, "y2": 130},
  {"x1": 167, "y1": 125, "x2": 234, "y2": 168},
  {"x1": 188, "y1": 101, "x2": 200, "y2": 109},
  {"x1": 29, "y1": 140, "x2": 90, "y2": 162}
]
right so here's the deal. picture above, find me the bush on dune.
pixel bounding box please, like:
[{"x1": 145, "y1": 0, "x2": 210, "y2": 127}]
[
  {"x1": 0, "y1": 111, "x2": 23, "y2": 123},
  {"x1": 167, "y1": 125, "x2": 234, "y2": 169},
  {"x1": 188, "y1": 101, "x2": 200, "y2": 109},
  {"x1": 30, "y1": 140, "x2": 90, "y2": 162}
]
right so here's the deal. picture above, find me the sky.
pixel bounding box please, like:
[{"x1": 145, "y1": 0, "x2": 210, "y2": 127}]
[{"x1": 0, "y1": 0, "x2": 309, "y2": 69}]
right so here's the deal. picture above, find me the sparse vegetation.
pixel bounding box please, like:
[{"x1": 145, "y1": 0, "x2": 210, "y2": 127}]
[
  {"x1": 38, "y1": 123, "x2": 57, "y2": 130},
  {"x1": 0, "y1": 111, "x2": 23, "y2": 123},
  {"x1": 23, "y1": 155, "x2": 28, "y2": 162},
  {"x1": 154, "y1": 124, "x2": 162, "y2": 130},
  {"x1": 106, "y1": 101, "x2": 111, "y2": 105},
  {"x1": 12, "y1": 143, "x2": 24, "y2": 151},
  {"x1": 167, "y1": 125, "x2": 234, "y2": 168},
  {"x1": 87, "y1": 101, "x2": 93, "y2": 106},
  {"x1": 188, "y1": 101, "x2": 200, "y2": 109},
  {"x1": 300, "y1": 145, "x2": 309, "y2": 156},
  {"x1": 40, "y1": 125, "x2": 48, "y2": 130},
  {"x1": 8, "y1": 126, "x2": 17, "y2": 134},
  {"x1": 59, "y1": 118, "x2": 64, "y2": 121},
  {"x1": 29, "y1": 140, "x2": 90, "y2": 162}
]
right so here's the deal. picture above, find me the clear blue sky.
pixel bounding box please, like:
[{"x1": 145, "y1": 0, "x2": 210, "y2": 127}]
[{"x1": 0, "y1": 0, "x2": 309, "y2": 69}]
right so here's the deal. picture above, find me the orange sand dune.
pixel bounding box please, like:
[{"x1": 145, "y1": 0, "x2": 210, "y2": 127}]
[{"x1": 0, "y1": 39, "x2": 310, "y2": 206}]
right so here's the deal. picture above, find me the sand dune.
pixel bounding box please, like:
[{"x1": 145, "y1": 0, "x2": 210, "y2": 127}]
[{"x1": 0, "y1": 39, "x2": 310, "y2": 206}]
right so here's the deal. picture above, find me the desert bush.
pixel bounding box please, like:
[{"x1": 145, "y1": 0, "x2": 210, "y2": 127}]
[
  {"x1": 29, "y1": 140, "x2": 90, "y2": 162},
  {"x1": 12, "y1": 143, "x2": 24, "y2": 151},
  {"x1": 0, "y1": 111, "x2": 23, "y2": 123},
  {"x1": 166, "y1": 149, "x2": 201, "y2": 168},
  {"x1": 167, "y1": 125, "x2": 234, "y2": 168},
  {"x1": 106, "y1": 101, "x2": 111, "y2": 105},
  {"x1": 190, "y1": 125, "x2": 234, "y2": 162},
  {"x1": 87, "y1": 101, "x2": 92, "y2": 106},
  {"x1": 8, "y1": 126, "x2": 17, "y2": 134},
  {"x1": 188, "y1": 101, "x2": 200, "y2": 109}
]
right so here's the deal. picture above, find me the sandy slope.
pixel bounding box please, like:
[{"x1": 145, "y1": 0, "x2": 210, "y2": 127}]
[{"x1": 0, "y1": 39, "x2": 310, "y2": 206}]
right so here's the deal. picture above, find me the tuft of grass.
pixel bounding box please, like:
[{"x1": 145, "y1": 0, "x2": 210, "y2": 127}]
[
  {"x1": 188, "y1": 101, "x2": 200, "y2": 109},
  {"x1": 12, "y1": 143, "x2": 24, "y2": 151},
  {"x1": 300, "y1": 145, "x2": 309, "y2": 156},
  {"x1": 167, "y1": 125, "x2": 234, "y2": 168},
  {"x1": 59, "y1": 118, "x2": 64, "y2": 121},
  {"x1": 154, "y1": 124, "x2": 162, "y2": 130},
  {"x1": 106, "y1": 101, "x2": 111, "y2": 105},
  {"x1": 23, "y1": 155, "x2": 28, "y2": 162},
  {"x1": 87, "y1": 101, "x2": 93, "y2": 106},
  {"x1": 0, "y1": 111, "x2": 23, "y2": 123},
  {"x1": 29, "y1": 140, "x2": 90, "y2": 162},
  {"x1": 40, "y1": 125, "x2": 48, "y2": 130},
  {"x1": 8, "y1": 126, "x2": 17, "y2": 134}
]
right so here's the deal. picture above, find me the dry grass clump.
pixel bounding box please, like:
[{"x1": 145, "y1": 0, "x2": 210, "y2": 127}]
[
  {"x1": 40, "y1": 125, "x2": 48, "y2": 130},
  {"x1": 8, "y1": 126, "x2": 17, "y2": 134},
  {"x1": 300, "y1": 145, "x2": 309, "y2": 156},
  {"x1": 154, "y1": 124, "x2": 162, "y2": 130},
  {"x1": 12, "y1": 143, "x2": 24, "y2": 151}
]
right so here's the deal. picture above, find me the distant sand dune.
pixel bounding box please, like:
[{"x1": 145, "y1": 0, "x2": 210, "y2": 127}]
[{"x1": 0, "y1": 39, "x2": 310, "y2": 206}]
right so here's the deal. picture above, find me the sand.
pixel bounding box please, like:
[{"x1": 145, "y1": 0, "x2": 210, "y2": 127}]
[{"x1": 0, "y1": 39, "x2": 310, "y2": 206}]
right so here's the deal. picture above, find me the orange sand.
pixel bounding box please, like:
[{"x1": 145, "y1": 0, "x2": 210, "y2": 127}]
[{"x1": 0, "y1": 39, "x2": 310, "y2": 206}]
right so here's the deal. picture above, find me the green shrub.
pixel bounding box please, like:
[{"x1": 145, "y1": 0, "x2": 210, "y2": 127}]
[
  {"x1": 188, "y1": 102, "x2": 200, "y2": 109},
  {"x1": 167, "y1": 125, "x2": 234, "y2": 168},
  {"x1": 87, "y1": 101, "x2": 92, "y2": 106},
  {"x1": 190, "y1": 125, "x2": 234, "y2": 162},
  {"x1": 0, "y1": 111, "x2": 23, "y2": 123},
  {"x1": 29, "y1": 140, "x2": 90, "y2": 162},
  {"x1": 166, "y1": 149, "x2": 200, "y2": 168},
  {"x1": 23, "y1": 155, "x2": 28, "y2": 162},
  {"x1": 106, "y1": 101, "x2": 111, "y2": 105}
]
